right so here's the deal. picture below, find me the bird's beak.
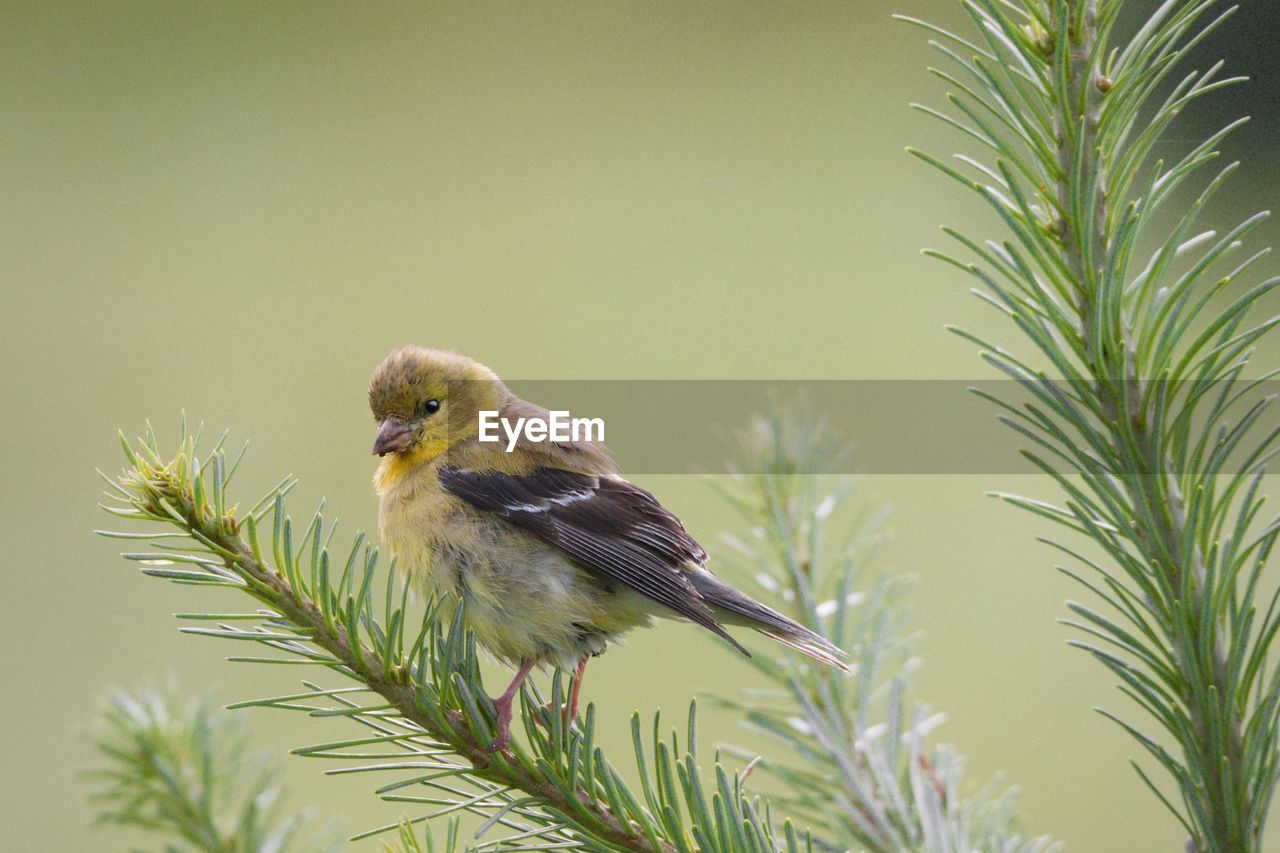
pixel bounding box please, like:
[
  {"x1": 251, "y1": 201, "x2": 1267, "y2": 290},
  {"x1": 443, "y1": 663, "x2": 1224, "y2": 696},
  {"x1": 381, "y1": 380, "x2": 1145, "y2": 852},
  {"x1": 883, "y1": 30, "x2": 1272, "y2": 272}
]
[{"x1": 373, "y1": 418, "x2": 415, "y2": 457}]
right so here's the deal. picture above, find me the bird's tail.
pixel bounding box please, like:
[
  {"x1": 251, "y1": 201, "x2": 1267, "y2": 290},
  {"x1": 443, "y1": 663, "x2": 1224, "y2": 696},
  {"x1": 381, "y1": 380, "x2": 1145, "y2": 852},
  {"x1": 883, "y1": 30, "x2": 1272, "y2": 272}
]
[{"x1": 691, "y1": 572, "x2": 851, "y2": 672}]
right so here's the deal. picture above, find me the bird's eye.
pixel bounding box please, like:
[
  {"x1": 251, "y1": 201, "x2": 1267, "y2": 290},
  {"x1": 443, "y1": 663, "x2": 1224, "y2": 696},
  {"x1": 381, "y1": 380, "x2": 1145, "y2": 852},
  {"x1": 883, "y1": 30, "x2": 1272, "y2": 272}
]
[{"x1": 422, "y1": 398, "x2": 441, "y2": 416}]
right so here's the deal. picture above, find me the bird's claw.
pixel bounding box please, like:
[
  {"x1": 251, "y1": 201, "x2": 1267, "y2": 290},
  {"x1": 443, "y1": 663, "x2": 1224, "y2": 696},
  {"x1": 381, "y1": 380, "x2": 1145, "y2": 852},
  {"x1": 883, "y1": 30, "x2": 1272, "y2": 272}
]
[{"x1": 489, "y1": 695, "x2": 517, "y2": 752}]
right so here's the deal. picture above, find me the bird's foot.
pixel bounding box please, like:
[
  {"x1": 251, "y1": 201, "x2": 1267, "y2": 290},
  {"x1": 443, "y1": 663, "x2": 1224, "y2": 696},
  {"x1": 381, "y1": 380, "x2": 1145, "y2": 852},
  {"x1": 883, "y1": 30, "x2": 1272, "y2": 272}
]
[
  {"x1": 487, "y1": 699, "x2": 515, "y2": 752},
  {"x1": 486, "y1": 659, "x2": 535, "y2": 752},
  {"x1": 542, "y1": 694, "x2": 580, "y2": 722},
  {"x1": 537, "y1": 658, "x2": 587, "y2": 729},
  {"x1": 538, "y1": 699, "x2": 575, "y2": 730}
]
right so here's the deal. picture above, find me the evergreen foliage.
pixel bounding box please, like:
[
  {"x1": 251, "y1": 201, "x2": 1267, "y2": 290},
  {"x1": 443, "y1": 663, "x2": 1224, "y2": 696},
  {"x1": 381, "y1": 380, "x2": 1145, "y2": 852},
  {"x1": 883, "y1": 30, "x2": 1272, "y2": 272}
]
[{"x1": 909, "y1": 0, "x2": 1280, "y2": 848}]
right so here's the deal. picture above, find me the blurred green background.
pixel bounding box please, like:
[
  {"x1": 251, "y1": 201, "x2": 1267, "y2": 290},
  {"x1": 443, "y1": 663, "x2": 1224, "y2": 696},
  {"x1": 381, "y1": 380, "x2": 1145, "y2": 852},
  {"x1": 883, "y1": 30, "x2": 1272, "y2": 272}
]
[{"x1": 3, "y1": 1, "x2": 1279, "y2": 849}]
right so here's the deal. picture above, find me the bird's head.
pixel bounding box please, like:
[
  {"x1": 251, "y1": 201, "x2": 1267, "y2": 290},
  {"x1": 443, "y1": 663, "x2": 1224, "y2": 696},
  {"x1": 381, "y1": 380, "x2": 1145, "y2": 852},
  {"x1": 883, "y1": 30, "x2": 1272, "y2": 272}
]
[{"x1": 368, "y1": 347, "x2": 507, "y2": 464}]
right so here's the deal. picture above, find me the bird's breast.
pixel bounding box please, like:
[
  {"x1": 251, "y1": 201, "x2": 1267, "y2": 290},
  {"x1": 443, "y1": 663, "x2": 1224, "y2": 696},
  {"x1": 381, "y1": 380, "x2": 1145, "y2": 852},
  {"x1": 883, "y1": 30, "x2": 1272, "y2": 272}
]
[{"x1": 376, "y1": 476, "x2": 453, "y2": 593}]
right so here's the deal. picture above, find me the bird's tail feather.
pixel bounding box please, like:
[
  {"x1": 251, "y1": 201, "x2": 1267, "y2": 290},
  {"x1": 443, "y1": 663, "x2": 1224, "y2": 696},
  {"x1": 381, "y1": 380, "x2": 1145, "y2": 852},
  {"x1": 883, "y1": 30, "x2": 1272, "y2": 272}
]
[{"x1": 691, "y1": 572, "x2": 851, "y2": 672}]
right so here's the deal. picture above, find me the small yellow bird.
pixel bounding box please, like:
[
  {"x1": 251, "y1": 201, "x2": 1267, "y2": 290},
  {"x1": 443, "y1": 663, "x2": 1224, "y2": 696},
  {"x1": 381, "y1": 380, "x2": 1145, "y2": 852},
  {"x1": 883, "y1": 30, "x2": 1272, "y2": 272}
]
[{"x1": 369, "y1": 346, "x2": 848, "y2": 749}]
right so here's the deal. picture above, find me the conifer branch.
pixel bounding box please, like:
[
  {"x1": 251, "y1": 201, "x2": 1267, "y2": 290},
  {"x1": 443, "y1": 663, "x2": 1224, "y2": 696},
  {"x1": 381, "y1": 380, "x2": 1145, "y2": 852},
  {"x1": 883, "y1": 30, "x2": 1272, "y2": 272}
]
[
  {"x1": 910, "y1": 0, "x2": 1280, "y2": 848},
  {"x1": 710, "y1": 405, "x2": 1056, "y2": 852},
  {"x1": 85, "y1": 682, "x2": 341, "y2": 852}
]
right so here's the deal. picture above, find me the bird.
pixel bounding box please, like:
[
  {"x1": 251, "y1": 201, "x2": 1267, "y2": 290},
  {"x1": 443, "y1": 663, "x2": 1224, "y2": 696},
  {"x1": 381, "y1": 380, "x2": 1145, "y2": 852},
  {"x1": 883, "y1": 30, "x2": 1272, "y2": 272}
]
[{"x1": 369, "y1": 346, "x2": 848, "y2": 750}]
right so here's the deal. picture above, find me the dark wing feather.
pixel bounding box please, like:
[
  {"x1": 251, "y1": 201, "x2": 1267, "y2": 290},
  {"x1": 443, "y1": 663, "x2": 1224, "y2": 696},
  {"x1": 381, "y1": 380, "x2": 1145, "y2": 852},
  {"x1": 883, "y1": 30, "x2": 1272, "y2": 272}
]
[{"x1": 438, "y1": 466, "x2": 747, "y2": 654}]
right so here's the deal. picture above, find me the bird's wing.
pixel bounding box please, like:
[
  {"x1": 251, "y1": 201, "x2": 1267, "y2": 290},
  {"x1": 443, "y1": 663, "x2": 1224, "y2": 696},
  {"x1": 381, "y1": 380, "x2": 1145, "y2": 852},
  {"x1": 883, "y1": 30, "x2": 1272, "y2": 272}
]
[{"x1": 438, "y1": 465, "x2": 747, "y2": 654}]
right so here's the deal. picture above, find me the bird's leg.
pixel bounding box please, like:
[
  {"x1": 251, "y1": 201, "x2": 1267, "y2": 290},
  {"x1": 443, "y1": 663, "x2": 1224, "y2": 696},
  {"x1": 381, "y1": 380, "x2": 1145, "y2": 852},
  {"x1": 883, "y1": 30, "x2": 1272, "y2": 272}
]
[
  {"x1": 537, "y1": 657, "x2": 589, "y2": 730},
  {"x1": 490, "y1": 659, "x2": 535, "y2": 751},
  {"x1": 568, "y1": 657, "x2": 588, "y2": 721}
]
